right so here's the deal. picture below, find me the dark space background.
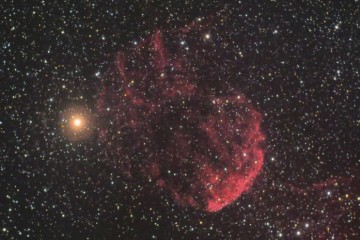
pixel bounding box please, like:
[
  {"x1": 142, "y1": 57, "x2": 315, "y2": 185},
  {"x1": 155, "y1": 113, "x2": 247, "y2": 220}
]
[{"x1": 1, "y1": 0, "x2": 359, "y2": 239}]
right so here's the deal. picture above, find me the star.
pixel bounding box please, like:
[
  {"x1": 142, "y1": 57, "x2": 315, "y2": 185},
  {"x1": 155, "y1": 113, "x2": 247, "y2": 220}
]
[
  {"x1": 61, "y1": 106, "x2": 93, "y2": 141},
  {"x1": 73, "y1": 118, "x2": 82, "y2": 127}
]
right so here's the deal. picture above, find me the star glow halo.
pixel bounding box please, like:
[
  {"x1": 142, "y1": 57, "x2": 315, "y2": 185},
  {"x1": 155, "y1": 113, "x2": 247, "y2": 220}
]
[{"x1": 60, "y1": 106, "x2": 94, "y2": 141}]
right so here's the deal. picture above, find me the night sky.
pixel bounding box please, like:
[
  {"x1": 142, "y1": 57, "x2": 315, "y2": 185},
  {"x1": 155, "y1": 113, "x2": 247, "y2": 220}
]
[{"x1": 1, "y1": 1, "x2": 360, "y2": 239}]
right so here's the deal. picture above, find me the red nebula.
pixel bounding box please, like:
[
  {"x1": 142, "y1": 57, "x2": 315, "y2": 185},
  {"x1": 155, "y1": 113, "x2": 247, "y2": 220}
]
[{"x1": 97, "y1": 30, "x2": 265, "y2": 212}]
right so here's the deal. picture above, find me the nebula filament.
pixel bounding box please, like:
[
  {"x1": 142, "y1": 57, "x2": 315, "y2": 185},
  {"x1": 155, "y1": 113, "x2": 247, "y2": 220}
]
[{"x1": 97, "y1": 30, "x2": 265, "y2": 212}]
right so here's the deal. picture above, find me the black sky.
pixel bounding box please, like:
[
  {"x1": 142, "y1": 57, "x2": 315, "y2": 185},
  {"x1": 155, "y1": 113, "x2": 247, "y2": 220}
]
[{"x1": 1, "y1": 1, "x2": 359, "y2": 239}]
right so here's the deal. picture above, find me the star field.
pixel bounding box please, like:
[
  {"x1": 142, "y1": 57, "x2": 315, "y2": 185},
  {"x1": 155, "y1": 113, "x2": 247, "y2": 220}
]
[{"x1": 1, "y1": 1, "x2": 359, "y2": 239}]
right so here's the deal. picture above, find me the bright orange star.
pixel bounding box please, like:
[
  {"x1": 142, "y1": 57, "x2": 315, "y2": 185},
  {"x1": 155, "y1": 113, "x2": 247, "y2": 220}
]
[
  {"x1": 61, "y1": 106, "x2": 93, "y2": 141},
  {"x1": 73, "y1": 118, "x2": 82, "y2": 127}
]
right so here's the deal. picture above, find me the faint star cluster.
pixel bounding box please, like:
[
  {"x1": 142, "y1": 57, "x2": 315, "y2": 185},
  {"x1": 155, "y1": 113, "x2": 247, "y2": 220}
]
[{"x1": 1, "y1": 1, "x2": 359, "y2": 239}]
